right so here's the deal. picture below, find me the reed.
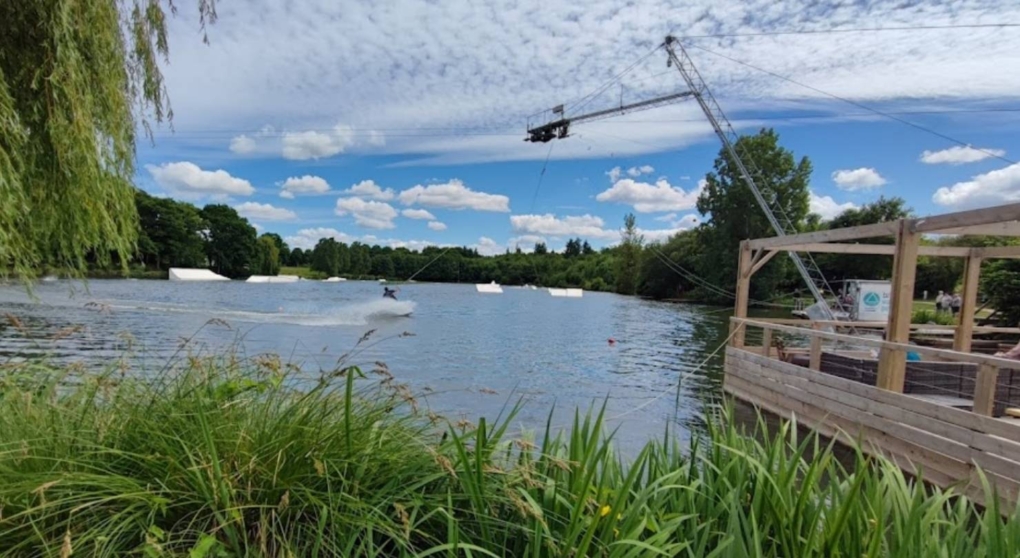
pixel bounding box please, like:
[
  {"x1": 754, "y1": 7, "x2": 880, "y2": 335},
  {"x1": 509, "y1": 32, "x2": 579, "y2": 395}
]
[{"x1": 0, "y1": 354, "x2": 1017, "y2": 556}]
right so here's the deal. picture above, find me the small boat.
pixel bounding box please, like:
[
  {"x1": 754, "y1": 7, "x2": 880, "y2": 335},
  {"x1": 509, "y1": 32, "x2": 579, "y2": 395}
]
[{"x1": 475, "y1": 281, "x2": 503, "y2": 294}]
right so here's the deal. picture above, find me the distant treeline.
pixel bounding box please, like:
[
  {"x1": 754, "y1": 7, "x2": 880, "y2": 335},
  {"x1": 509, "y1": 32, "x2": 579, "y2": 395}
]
[{"x1": 120, "y1": 129, "x2": 1020, "y2": 323}]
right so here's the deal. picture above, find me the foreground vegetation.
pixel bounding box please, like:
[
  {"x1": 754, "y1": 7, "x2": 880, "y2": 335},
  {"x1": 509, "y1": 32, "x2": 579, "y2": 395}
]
[{"x1": 1, "y1": 350, "x2": 1018, "y2": 556}]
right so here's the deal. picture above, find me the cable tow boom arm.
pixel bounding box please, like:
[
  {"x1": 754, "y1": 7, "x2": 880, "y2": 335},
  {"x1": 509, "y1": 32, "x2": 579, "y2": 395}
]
[{"x1": 525, "y1": 91, "x2": 693, "y2": 143}]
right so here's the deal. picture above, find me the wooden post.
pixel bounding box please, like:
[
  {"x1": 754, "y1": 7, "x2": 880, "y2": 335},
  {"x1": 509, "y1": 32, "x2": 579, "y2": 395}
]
[
  {"x1": 877, "y1": 219, "x2": 920, "y2": 393},
  {"x1": 733, "y1": 240, "x2": 752, "y2": 348},
  {"x1": 809, "y1": 323, "x2": 822, "y2": 371},
  {"x1": 974, "y1": 363, "x2": 999, "y2": 416},
  {"x1": 954, "y1": 255, "x2": 983, "y2": 352},
  {"x1": 761, "y1": 327, "x2": 772, "y2": 358}
]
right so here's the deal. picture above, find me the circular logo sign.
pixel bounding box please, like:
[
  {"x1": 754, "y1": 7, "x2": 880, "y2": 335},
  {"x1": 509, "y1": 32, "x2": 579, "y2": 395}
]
[{"x1": 863, "y1": 292, "x2": 881, "y2": 306}]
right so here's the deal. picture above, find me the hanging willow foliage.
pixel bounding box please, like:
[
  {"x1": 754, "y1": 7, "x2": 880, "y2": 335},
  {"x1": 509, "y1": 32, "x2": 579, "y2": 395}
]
[{"x1": 0, "y1": 0, "x2": 216, "y2": 279}]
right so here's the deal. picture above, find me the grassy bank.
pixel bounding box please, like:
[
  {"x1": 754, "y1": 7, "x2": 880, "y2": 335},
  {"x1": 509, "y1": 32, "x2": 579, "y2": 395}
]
[{"x1": 0, "y1": 354, "x2": 1018, "y2": 556}]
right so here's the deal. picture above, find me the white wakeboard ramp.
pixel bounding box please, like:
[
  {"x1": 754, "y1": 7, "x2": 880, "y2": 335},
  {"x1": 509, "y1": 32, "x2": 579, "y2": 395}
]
[{"x1": 168, "y1": 268, "x2": 229, "y2": 281}]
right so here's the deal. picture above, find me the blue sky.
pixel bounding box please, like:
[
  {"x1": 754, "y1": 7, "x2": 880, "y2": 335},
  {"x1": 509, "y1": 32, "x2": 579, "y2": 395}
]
[{"x1": 135, "y1": 0, "x2": 1020, "y2": 254}]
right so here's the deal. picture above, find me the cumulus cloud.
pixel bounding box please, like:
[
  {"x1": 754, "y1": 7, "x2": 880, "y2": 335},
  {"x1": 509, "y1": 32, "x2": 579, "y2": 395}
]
[
  {"x1": 229, "y1": 134, "x2": 257, "y2": 154},
  {"x1": 627, "y1": 165, "x2": 655, "y2": 177},
  {"x1": 398, "y1": 179, "x2": 510, "y2": 212},
  {"x1": 368, "y1": 130, "x2": 386, "y2": 147},
  {"x1": 510, "y1": 213, "x2": 618, "y2": 240},
  {"x1": 473, "y1": 237, "x2": 503, "y2": 256},
  {"x1": 920, "y1": 146, "x2": 1006, "y2": 165},
  {"x1": 234, "y1": 202, "x2": 297, "y2": 221},
  {"x1": 427, "y1": 221, "x2": 447, "y2": 231},
  {"x1": 810, "y1": 191, "x2": 857, "y2": 220},
  {"x1": 146, "y1": 161, "x2": 254, "y2": 196},
  {"x1": 281, "y1": 124, "x2": 356, "y2": 160},
  {"x1": 508, "y1": 235, "x2": 546, "y2": 252},
  {"x1": 345, "y1": 180, "x2": 395, "y2": 201},
  {"x1": 595, "y1": 178, "x2": 704, "y2": 213},
  {"x1": 402, "y1": 208, "x2": 436, "y2": 220},
  {"x1": 831, "y1": 168, "x2": 887, "y2": 191},
  {"x1": 284, "y1": 227, "x2": 355, "y2": 249},
  {"x1": 280, "y1": 175, "x2": 330, "y2": 198},
  {"x1": 932, "y1": 163, "x2": 1020, "y2": 209},
  {"x1": 335, "y1": 197, "x2": 398, "y2": 229}
]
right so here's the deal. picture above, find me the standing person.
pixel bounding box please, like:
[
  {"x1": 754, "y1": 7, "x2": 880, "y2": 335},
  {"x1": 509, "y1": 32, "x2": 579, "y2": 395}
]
[
  {"x1": 951, "y1": 292, "x2": 962, "y2": 317},
  {"x1": 935, "y1": 290, "x2": 945, "y2": 314}
]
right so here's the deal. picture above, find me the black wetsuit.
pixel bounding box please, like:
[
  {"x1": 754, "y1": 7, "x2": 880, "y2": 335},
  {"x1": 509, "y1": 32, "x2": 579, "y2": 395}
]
[{"x1": 383, "y1": 288, "x2": 397, "y2": 300}]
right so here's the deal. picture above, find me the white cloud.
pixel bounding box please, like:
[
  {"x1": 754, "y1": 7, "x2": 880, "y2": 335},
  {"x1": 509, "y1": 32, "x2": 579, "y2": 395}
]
[
  {"x1": 234, "y1": 202, "x2": 297, "y2": 221},
  {"x1": 256, "y1": 125, "x2": 275, "y2": 137},
  {"x1": 155, "y1": 1, "x2": 1020, "y2": 166},
  {"x1": 402, "y1": 208, "x2": 436, "y2": 220},
  {"x1": 335, "y1": 197, "x2": 398, "y2": 229},
  {"x1": 398, "y1": 179, "x2": 510, "y2": 212},
  {"x1": 146, "y1": 161, "x2": 254, "y2": 196},
  {"x1": 345, "y1": 180, "x2": 395, "y2": 201},
  {"x1": 510, "y1": 213, "x2": 618, "y2": 240},
  {"x1": 627, "y1": 165, "x2": 654, "y2": 177},
  {"x1": 284, "y1": 227, "x2": 442, "y2": 252},
  {"x1": 508, "y1": 235, "x2": 546, "y2": 252},
  {"x1": 831, "y1": 168, "x2": 887, "y2": 191},
  {"x1": 281, "y1": 124, "x2": 356, "y2": 160},
  {"x1": 596, "y1": 178, "x2": 704, "y2": 213},
  {"x1": 920, "y1": 146, "x2": 1006, "y2": 165},
  {"x1": 252, "y1": 222, "x2": 264, "y2": 232},
  {"x1": 606, "y1": 167, "x2": 622, "y2": 183},
  {"x1": 932, "y1": 163, "x2": 1020, "y2": 209},
  {"x1": 281, "y1": 175, "x2": 331, "y2": 197},
  {"x1": 368, "y1": 130, "x2": 386, "y2": 147},
  {"x1": 638, "y1": 227, "x2": 684, "y2": 244},
  {"x1": 810, "y1": 191, "x2": 858, "y2": 220},
  {"x1": 229, "y1": 134, "x2": 257, "y2": 154},
  {"x1": 473, "y1": 237, "x2": 503, "y2": 256},
  {"x1": 654, "y1": 212, "x2": 677, "y2": 222},
  {"x1": 284, "y1": 227, "x2": 355, "y2": 250},
  {"x1": 427, "y1": 220, "x2": 447, "y2": 231}
]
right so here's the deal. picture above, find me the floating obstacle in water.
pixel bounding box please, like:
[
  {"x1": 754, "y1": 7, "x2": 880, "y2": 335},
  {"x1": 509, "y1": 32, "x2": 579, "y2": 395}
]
[
  {"x1": 323, "y1": 277, "x2": 347, "y2": 282},
  {"x1": 548, "y1": 288, "x2": 583, "y2": 298},
  {"x1": 246, "y1": 275, "x2": 300, "y2": 283},
  {"x1": 168, "y1": 268, "x2": 229, "y2": 281},
  {"x1": 475, "y1": 281, "x2": 503, "y2": 294}
]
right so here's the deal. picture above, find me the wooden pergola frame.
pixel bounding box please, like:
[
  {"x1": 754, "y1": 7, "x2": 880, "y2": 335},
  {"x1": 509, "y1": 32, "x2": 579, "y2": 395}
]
[{"x1": 734, "y1": 202, "x2": 1020, "y2": 394}]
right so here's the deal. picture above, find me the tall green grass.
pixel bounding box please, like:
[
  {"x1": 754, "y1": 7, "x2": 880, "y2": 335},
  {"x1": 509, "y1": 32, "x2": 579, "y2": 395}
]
[{"x1": 0, "y1": 352, "x2": 1018, "y2": 556}]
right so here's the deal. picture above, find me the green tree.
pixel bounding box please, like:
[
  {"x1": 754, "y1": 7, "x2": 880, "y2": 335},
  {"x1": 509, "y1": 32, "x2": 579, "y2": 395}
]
[
  {"x1": 818, "y1": 197, "x2": 911, "y2": 282},
  {"x1": 288, "y1": 247, "x2": 307, "y2": 267},
  {"x1": 534, "y1": 242, "x2": 548, "y2": 255},
  {"x1": 260, "y1": 233, "x2": 289, "y2": 265},
  {"x1": 310, "y1": 238, "x2": 340, "y2": 277},
  {"x1": 253, "y1": 235, "x2": 281, "y2": 275},
  {"x1": 983, "y1": 260, "x2": 1020, "y2": 325},
  {"x1": 564, "y1": 238, "x2": 581, "y2": 258},
  {"x1": 581, "y1": 240, "x2": 594, "y2": 255},
  {"x1": 0, "y1": 1, "x2": 216, "y2": 279},
  {"x1": 615, "y1": 213, "x2": 641, "y2": 295},
  {"x1": 200, "y1": 205, "x2": 256, "y2": 278},
  {"x1": 697, "y1": 128, "x2": 811, "y2": 300},
  {"x1": 638, "y1": 230, "x2": 703, "y2": 299},
  {"x1": 135, "y1": 190, "x2": 205, "y2": 269}
]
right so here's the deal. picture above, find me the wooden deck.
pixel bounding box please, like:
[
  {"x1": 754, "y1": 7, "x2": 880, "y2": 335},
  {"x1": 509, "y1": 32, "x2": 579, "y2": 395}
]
[{"x1": 726, "y1": 318, "x2": 1020, "y2": 509}]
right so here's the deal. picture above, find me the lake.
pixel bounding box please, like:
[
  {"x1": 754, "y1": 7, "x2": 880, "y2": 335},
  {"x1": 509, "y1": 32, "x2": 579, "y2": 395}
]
[{"x1": 0, "y1": 279, "x2": 735, "y2": 449}]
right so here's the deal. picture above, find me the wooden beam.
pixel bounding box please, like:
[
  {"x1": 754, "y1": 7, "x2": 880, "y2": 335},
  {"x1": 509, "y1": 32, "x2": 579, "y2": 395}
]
[
  {"x1": 749, "y1": 249, "x2": 778, "y2": 276},
  {"x1": 747, "y1": 221, "x2": 901, "y2": 250},
  {"x1": 913, "y1": 203, "x2": 1020, "y2": 234},
  {"x1": 809, "y1": 323, "x2": 822, "y2": 371},
  {"x1": 733, "y1": 240, "x2": 752, "y2": 348},
  {"x1": 974, "y1": 364, "x2": 999, "y2": 417},
  {"x1": 774, "y1": 242, "x2": 973, "y2": 257},
  {"x1": 877, "y1": 220, "x2": 920, "y2": 393},
  {"x1": 937, "y1": 222, "x2": 1020, "y2": 237},
  {"x1": 954, "y1": 256, "x2": 983, "y2": 352},
  {"x1": 976, "y1": 245, "x2": 1020, "y2": 259},
  {"x1": 761, "y1": 327, "x2": 773, "y2": 357}
]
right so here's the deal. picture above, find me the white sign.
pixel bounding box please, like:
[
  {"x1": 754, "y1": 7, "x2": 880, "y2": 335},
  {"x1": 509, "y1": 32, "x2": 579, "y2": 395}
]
[{"x1": 855, "y1": 281, "x2": 892, "y2": 322}]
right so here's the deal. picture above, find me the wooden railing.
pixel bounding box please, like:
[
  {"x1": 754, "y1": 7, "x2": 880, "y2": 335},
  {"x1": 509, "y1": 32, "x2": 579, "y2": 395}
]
[{"x1": 730, "y1": 317, "x2": 1020, "y2": 417}]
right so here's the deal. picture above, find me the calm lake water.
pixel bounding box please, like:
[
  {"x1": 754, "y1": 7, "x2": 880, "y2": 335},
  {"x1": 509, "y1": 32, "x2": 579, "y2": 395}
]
[{"x1": 0, "y1": 279, "x2": 736, "y2": 449}]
